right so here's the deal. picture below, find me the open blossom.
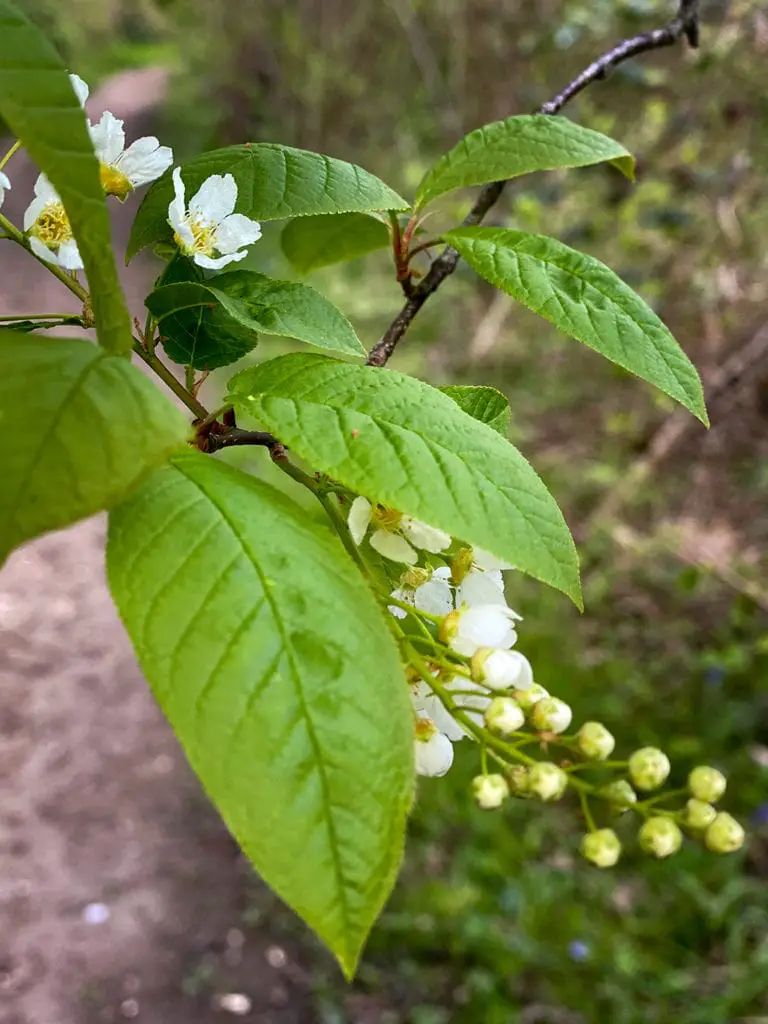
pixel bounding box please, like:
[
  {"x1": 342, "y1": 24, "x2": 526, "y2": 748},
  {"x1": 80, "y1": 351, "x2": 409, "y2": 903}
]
[
  {"x1": 168, "y1": 167, "x2": 262, "y2": 269},
  {"x1": 0, "y1": 171, "x2": 10, "y2": 210},
  {"x1": 348, "y1": 496, "x2": 450, "y2": 565},
  {"x1": 414, "y1": 711, "x2": 454, "y2": 777},
  {"x1": 24, "y1": 174, "x2": 83, "y2": 270},
  {"x1": 472, "y1": 648, "x2": 533, "y2": 691},
  {"x1": 90, "y1": 111, "x2": 173, "y2": 199},
  {"x1": 441, "y1": 603, "x2": 521, "y2": 657},
  {"x1": 390, "y1": 566, "x2": 454, "y2": 618}
]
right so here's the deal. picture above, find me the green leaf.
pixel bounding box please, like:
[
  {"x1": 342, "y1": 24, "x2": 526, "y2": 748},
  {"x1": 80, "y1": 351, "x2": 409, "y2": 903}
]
[
  {"x1": 107, "y1": 452, "x2": 413, "y2": 975},
  {"x1": 147, "y1": 270, "x2": 364, "y2": 368},
  {"x1": 128, "y1": 144, "x2": 408, "y2": 260},
  {"x1": 445, "y1": 227, "x2": 708, "y2": 425},
  {"x1": 415, "y1": 115, "x2": 635, "y2": 210},
  {"x1": 281, "y1": 212, "x2": 390, "y2": 274},
  {"x1": 227, "y1": 353, "x2": 581, "y2": 605},
  {"x1": 0, "y1": 0, "x2": 132, "y2": 355},
  {"x1": 0, "y1": 331, "x2": 190, "y2": 564},
  {"x1": 440, "y1": 385, "x2": 511, "y2": 436}
]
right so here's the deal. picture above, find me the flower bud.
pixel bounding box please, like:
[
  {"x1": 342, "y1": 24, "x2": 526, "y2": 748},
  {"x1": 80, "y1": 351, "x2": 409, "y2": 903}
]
[
  {"x1": 484, "y1": 696, "x2": 525, "y2": 735},
  {"x1": 577, "y1": 721, "x2": 616, "y2": 761},
  {"x1": 628, "y1": 747, "x2": 670, "y2": 791},
  {"x1": 512, "y1": 682, "x2": 549, "y2": 712},
  {"x1": 683, "y1": 798, "x2": 717, "y2": 833},
  {"x1": 581, "y1": 828, "x2": 622, "y2": 868},
  {"x1": 529, "y1": 762, "x2": 568, "y2": 802},
  {"x1": 599, "y1": 779, "x2": 637, "y2": 813},
  {"x1": 688, "y1": 765, "x2": 727, "y2": 804},
  {"x1": 531, "y1": 697, "x2": 572, "y2": 735},
  {"x1": 638, "y1": 816, "x2": 682, "y2": 858},
  {"x1": 472, "y1": 648, "x2": 529, "y2": 691},
  {"x1": 507, "y1": 765, "x2": 531, "y2": 797},
  {"x1": 472, "y1": 773, "x2": 509, "y2": 810},
  {"x1": 705, "y1": 812, "x2": 745, "y2": 854}
]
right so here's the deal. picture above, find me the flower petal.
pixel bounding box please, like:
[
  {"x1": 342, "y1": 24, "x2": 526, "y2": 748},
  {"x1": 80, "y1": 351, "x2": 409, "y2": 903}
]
[
  {"x1": 457, "y1": 568, "x2": 505, "y2": 608},
  {"x1": 414, "y1": 720, "x2": 454, "y2": 777},
  {"x1": 69, "y1": 72, "x2": 89, "y2": 107},
  {"x1": 29, "y1": 235, "x2": 57, "y2": 264},
  {"x1": 347, "y1": 496, "x2": 372, "y2": 545},
  {"x1": 473, "y1": 547, "x2": 515, "y2": 571},
  {"x1": 0, "y1": 171, "x2": 11, "y2": 191},
  {"x1": 193, "y1": 251, "x2": 246, "y2": 270},
  {"x1": 370, "y1": 529, "x2": 418, "y2": 565},
  {"x1": 23, "y1": 195, "x2": 47, "y2": 231},
  {"x1": 190, "y1": 172, "x2": 237, "y2": 225},
  {"x1": 57, "y1": 239, "x2": 84, "y2": 270},
  {"x1": 90, "y1": 111, "x2": 125, "y2": 166},
  {"x1": 413, "y1": 576, "x2": 453, "y2": 617},
  {"x1": 400, "y1": 517, "x2": 451, "y2": 553},
  {"x1": 168, "y1": 167, "x2": 187, "y2": 233},
  {"x1": 214, "y1": 213, "x2": 262, "y2": 255},
  {"x1": 455, "y1": 604, "x2": 518, "y2": 652},
  {"x1": 117, "y1": 137, "x2": 173, "y2": 186},
  {"x1": 33, "y1": 173, "x2": 59, "y2": 203}
]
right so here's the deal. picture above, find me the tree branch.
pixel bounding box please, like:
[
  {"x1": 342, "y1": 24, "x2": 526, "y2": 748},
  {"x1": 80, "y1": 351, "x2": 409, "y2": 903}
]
[{"x1": 366, "y1": 0, "x2": 701, "y2": 367}]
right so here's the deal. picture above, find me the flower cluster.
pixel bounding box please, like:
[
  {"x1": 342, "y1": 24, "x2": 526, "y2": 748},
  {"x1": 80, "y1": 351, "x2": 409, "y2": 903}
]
[
  {"x1": 344, "y1": 495, "x2": 747, "y2": 865},
  {"x1": 13, "y1": 71, "x2": 262, "y2": 273}
]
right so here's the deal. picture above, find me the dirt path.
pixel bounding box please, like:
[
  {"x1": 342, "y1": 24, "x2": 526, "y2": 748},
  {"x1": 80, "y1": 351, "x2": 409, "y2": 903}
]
[{"x1": 0, "y1": 72, "x2": 316, "y2": 1024}]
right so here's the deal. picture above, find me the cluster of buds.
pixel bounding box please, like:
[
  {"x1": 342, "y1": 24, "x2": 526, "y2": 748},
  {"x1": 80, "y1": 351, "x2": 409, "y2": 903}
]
[{"x1": 345, "y1": 498, "x2": 747, "y2": 867}]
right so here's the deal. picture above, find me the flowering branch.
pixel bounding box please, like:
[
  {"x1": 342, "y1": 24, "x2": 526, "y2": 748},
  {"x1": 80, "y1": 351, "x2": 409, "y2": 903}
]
[{"x1": 366, "y1": 0, "x2": 701, "y2": 368}]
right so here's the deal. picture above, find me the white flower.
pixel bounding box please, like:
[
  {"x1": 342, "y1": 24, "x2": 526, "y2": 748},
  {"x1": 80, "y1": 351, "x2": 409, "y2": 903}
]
[
  {"x1": 390, "y1": 566, "x2": 453, "y2": 619},
  {"x1": 69, "y1": 72, "x2": 89, "y2": 107},
  {"x1": 90, "y1": 111, "x2": 173, "y2": 199},
  {"x1": 24, "y1": 174, "x2": 83, "y2": 270},
  {"x1": 412, "y1": 676, "x2": 490, "y2": 743},
  {"x1": 168, "y1": 166, "x2": 262, "y2": 269},
  {"x1": 414, "y1": 712, "x2": 454, "y2": 777},
  {"x1": 442, "y1": 603, "x2": 520, "y2": 657},
  {"x1": 348, "y1": 496, "x2": 449, "y2": 566},
  {"x1": 0, "y1": 171, "x2": 10, "y2": 210},
  {"x1": 530, "y1": 696, "x2": 572, "y2": 735},
  {"x1": 484, "y1": 696, "x2": 525, "y2": 735},
  {"x1": 472, "y1": 774, "x2": 509, "y2": 809},
  {"x1": 472, "y1": 648, "x2": 533, "y2": 691},
  {"x1": 456, "y1": 567, "x2": 505, "y2": 608}
]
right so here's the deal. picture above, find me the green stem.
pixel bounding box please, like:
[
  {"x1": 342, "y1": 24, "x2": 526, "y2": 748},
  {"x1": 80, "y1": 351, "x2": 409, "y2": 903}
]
[
  {"x1": 387, "y1": 595, "x2": 444, "y2": 624},
  {"x1": 0, "y1": 139, "x2": 21, "y2": 171},
  {"x1": 0, "y1": 312, "x2": 79, "y2": 321},
  {"x1": 132, "y1": 341, "x2": 208, "y2": 420},
  {"x1": 635, "y1": 786, "x2": 688, "y2": 810},
  {"x1": 580, "y1": 790, "x2": 597, "y2": 831}
]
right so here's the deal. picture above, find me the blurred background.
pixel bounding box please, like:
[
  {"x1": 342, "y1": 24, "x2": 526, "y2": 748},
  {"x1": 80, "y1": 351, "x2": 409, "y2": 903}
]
[{"x1": 1, "y1": 1, "x2": 767, "y2": 1022}]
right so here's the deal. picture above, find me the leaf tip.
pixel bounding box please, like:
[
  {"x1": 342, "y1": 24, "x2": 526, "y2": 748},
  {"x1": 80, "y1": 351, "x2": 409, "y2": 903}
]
[{"x1": 613, "y1": 154, "x2": 636, "y2": 182}]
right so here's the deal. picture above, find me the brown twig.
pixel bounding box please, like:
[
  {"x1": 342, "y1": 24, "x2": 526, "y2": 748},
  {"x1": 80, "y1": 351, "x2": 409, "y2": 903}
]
[{"x1": 366, "y1": 0, "x2": 701, "y2": 368}]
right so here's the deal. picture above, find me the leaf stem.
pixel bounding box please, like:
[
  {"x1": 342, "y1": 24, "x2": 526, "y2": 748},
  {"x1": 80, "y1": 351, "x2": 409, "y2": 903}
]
[
  {"x1": 0, "y1": 139, "x2": 21, "y2": 171},
  {"x1": 131, "y1": 340, "x2": 209, "y2": 420},
  {"x1": 0, "y1": 311, "x2": 79, "y2": 321}
]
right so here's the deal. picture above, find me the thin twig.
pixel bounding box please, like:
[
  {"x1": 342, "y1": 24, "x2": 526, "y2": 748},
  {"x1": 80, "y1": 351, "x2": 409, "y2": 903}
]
[
  {"x1": 204, "y1": 426, "x2": 281, "y2": 453},
  {"x1": 366, "y1": 0, "x2": 701, "y2": 367}
]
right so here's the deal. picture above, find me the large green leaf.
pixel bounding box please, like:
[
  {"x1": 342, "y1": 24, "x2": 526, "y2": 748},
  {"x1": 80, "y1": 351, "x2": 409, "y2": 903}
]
[
  {"x1": 281, "y1": 212, "x2": 390, "y2": 274},
  {"x1": 415, "y1": 115, "x2": 635, "y2": 210},
  {"x1": 446, "y1": 227, "x2": 708, "y2": 425},
  {"x1": 128, "y1": 145, "x2": 408, "y2": 260},
  {"x1": 106, "y1": 452, "x2": 413, "y2": 975},
  {"x1": 0, "y1": 1, "x2": 132, "y2": 355},
  {"x1": 440, "y1": 385, "x2": 511, "y2": 436},
  {"x1": 227, "y1": 353, "x2": 581, "y2": 605},
  {"x1": 147, "y1": 270, "x2": 364, "y2": 368},
  {"x1": 0, "y1": 331, "x2": 189, "y2": 563}
]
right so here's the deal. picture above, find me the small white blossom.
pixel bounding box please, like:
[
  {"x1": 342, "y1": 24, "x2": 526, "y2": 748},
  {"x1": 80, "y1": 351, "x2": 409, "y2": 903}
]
[
  {"x1": 0, "y1": 171, "x2": 10, "y2": 210},
  {"x1": 531, "y1": 697, "x2": 572, "y2": 734},
  {"x1": 472, "y1": 648, "x2": 533, "y2": 691},
  {"x1": 24, "y1": 174, "x2": 83, "y2": 269},
  {"x1": 442, "y1": 604, "x2": 520, "y2": 657},
  {"x1": 90, "y1": 111, "x2": 173, "y2": 199},
  {"x1": 472, "y1": 774, "x2": 509, "y2": 809},
  {"x1": 348, "y1": 496, "x2": 448, "y2": 566},
  {"x1": 168, "y1": 166, "x2": 262, "y2": 269},
  {"x1": 529, "y1": 762, "x2": 568, "y2": 801},
  {"x1": 456, "y1": 567, "x2": 505, "y2": 608},
  {"x1": 412, "y1": 676, "x2": 490, "y2": 742},
  {"x1": 414, "y1": 712, "x2": 454, "y2": 777},
  {"x1": 484, "y1": 696, "x2": 525, "y2": 735},
  {"x1": 390, "y1": 566, "x2": 453, "y2": 619}
]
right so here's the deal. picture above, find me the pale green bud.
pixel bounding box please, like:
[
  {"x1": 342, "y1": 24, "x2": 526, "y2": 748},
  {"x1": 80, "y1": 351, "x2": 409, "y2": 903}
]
[
  {"x1": 639, "y1": 816, "x2": 683, "y2": 858},
  {"x1": 628, "y1": 747, "x2": 670, "y2": 791},
  {"x1": 683, "y1": 798, "x2": 717, "y2": 833},
  {"x1": 531, "y1": 697, "x2": 572, "y2": 735},
  {"x1": 577, "y1": 721, "x2": 616, "y2": 761},
  {"x1": 705, "y1": 812, "x2": 745, "y2": 854},
  {"x1": 688, "y1": 766, "x2": 727, "y2": 804},
  {"x1": 484, "y1": 696, "x2": 525, "y2": 735},
  {"x1": 507, "y1": 765, "x2": 531, "y2": 797},
  {"x1": 472, "y1": 773, "x2": 509, "y2": 810},
  {"x1": 599, "y1": 779, "x2": 637, "y2": 813},
  {"x1": 529, "y1": 762, "x2": 568, "y2": 802},
  {"x1": 512, "y1": 682, "x2": 549, "y2": 712},
  {"x1": 581, "y1": 828, "x2": 622, "y2": 868}
]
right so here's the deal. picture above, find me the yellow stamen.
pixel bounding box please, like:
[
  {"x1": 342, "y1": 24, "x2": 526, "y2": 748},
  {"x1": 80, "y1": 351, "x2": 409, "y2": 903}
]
[
  {"x1": 30, "y1": 202, "x2": 72, "y2": 249},
  {"x1": 371, "y1": 504, "x2": 402, "y2": 531},
  {"x1": 174, "y1": 214, "x2": 217, "y2": 258},
  {"x1": 100, "y1": 163, "x2": 133, "y2": 201}
]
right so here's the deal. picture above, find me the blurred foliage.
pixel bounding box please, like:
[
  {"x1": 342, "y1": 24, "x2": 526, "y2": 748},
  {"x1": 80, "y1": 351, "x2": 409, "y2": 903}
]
[{"x1": 14, "y1": 0, "x2": 768, "y2": 1019}]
